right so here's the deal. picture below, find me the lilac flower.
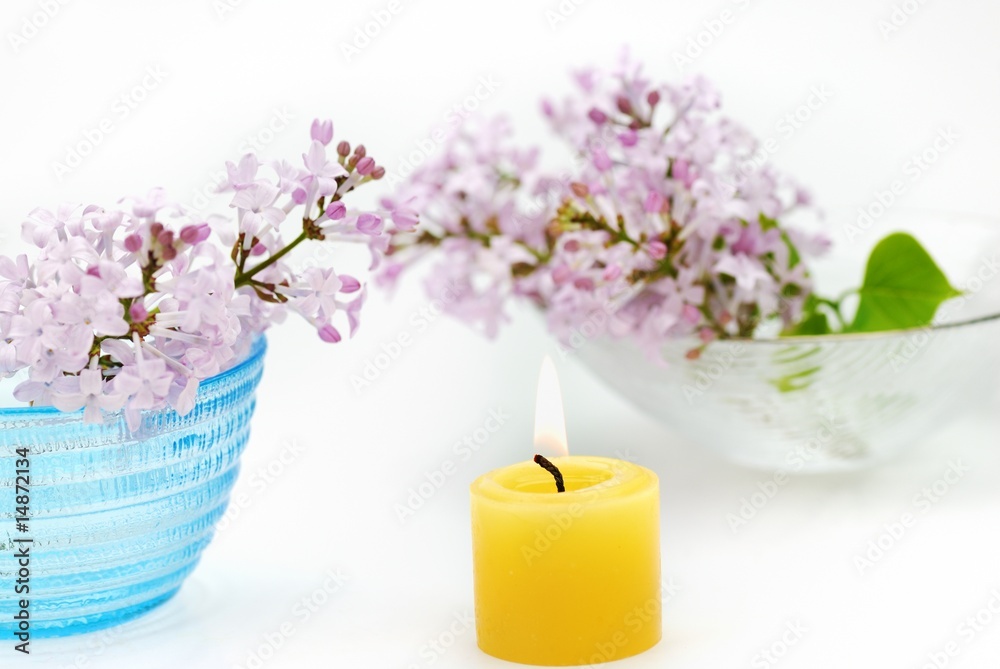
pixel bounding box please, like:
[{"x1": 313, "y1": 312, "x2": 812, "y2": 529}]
[
  {"x1": 218, "y1": 154, "x2": 261, "y2": 192},
  {"x1": 50, "y1": 360, "x2": 125, "y2": 423},
  {"x1": 356, "y1": 213, "x2": 383, "y2": 235},
  {"x1": 113, "y1": 353, "x2": 174, "y2": 428},
  {"x1": 271, "y1": 160, "x2": 308, "y2": 195},
  {"x1": 22, "y1": 203, "x2": 83, "y2": 247},
  {"x1": 122, "y1": 187, "x2": 176, "y2": 219},
  {"x1": 302, "y1": 140, "x2": 348, "y2": 198},
  {"x1": 231, "y1": 183, "x2": 286, "y2": 238},
  {"x1": 169, "y1": 375, "x2": 200, "y2": 416},
  {"x1": 0, "y1": 340, "x2": 18, "y2": 377},
  {"x1": 310, "y1": 119, "x2": 334, "y2": 146},
  {"x1": 383, "y1": 57, "x2": 826, "y2": 352},
  {"x1": 0, "y1": 118, "x2": 394, "y2": 423},
  {"x1": 714, "y1": 254, "x2": 773, "y2": 293},
  {"x1": 291, "y1": 267, "x2": 343, "y2": 323}
]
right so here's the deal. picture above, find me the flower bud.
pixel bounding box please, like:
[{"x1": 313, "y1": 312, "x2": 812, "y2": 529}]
[
  {"x1": 551, "y1": 265, "x2": 572, "y2": 285},
  {"x1": 647, "y1": 240, "x2": 667, "y2": 260},
  {"x1": 356, "y1": 213, "x2": 383, "y2": 235},
  {"x1": 340, "y1": 275, "x2": 362, "y2": 293},
  {"x1": 356, "y1": 156, "x2": 375, "y2": 176},
  {"x1": 644, "y1": 191, "x2": 665, "y2": 214},
  {"x1": 129, "y1": 303, "x2": 148, "y2": 322},
  {"x1": 592, "y1": 148, "x2": 613, "y2": 172},
  {"x1": 602, "y1": 264, "x2": 622, "y2": 282},
  {"x1": 326, "y1": 201, "x2": 347, "y2": 220},
  {"x1": 391, "y1": 208, "x2": 418, "y2": 232},
  {"x1": 124, "y1": 234, "x2": 143, "y2": 253},
  {"x1": 180, "y1": 224, "x2": 211, "y2": 245},
  {"x1": 318, "y1": 323, "x2": 342, "y2": 343},
  {"x1": 310, "y1": 119, "x2": 334, "y2": 146}
]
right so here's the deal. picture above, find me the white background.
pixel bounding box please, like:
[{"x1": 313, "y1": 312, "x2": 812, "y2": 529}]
[{"x1": 3, "y1": 0, "x2": 1000, "y2": 667}]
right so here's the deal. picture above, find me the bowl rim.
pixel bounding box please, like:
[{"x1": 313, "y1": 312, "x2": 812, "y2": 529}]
[
  {"x1": 724, "y1": 311, "x2": 1000, "y2": 345},
  {"x1": 0, "y1": 335, "x2": 267, "y2": 418},
  {"x1": 722, "y1": 207, "x2": 1000, "y2": 345}
]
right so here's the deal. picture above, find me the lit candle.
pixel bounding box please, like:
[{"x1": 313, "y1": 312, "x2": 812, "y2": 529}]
[{"x1": 470, "y1": 357, "x2": 662, "y2": 666}]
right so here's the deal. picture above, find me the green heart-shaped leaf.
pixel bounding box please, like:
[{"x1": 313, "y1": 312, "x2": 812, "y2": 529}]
[{"x1": 847, "y1": 232, "x2": 961, "y2": 333}]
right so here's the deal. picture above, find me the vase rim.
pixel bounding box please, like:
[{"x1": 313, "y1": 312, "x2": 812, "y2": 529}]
[{"x1": 0, "y1": 335, "x2": 267, "y2": 418}]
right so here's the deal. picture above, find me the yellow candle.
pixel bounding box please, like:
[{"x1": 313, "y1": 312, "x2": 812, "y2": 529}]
[{"x1": 470, "y1": 456, "x2": 661, "y2": 666}]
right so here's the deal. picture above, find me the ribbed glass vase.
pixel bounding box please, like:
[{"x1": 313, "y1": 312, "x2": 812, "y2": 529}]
[{"x1": 0, "y1": 336, "x2": 266, "y2": 637}]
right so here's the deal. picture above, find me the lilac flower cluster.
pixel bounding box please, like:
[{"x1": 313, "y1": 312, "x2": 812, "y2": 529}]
[
  {"x1": 382, "y1": 61, "x2": 829, "y2": 356},
  {"x1": 0, "y1": 119, "x2": 405, "y2": 426}
]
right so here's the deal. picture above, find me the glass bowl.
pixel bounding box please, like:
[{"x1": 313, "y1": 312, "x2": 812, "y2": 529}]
[
  {"x1": 0, "y1": 337, "x2": 266, "y2": 637},
  {"x1": 574, "y1": 210, "x2": 1000, "y2": 471}
]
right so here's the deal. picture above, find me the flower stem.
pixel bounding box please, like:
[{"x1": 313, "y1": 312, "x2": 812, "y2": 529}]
[{"x1": 235, "y1": 231, "x2": 308, "y2": 288}]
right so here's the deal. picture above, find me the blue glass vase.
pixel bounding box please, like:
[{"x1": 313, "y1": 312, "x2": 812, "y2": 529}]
[{"x1": 0, "y1": 337, "x2": 266, "y2": 638}]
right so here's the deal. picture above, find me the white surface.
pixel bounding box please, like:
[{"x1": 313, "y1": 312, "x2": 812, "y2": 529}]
[{"x1": 3, "y1": 0, "x2": 1000, "y2": 667}]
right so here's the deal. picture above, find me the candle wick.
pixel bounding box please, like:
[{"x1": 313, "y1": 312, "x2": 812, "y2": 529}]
[{"x1": 533, "y1": 454, "x2": 566, "y2": 493}]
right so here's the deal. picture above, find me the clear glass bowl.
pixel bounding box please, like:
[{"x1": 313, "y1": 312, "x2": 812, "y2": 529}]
[
  {"x1": 0, "y1": 337, "x2": 266, "y2": 637},
  {"x1": 575, "y1": 210, "x2": 1000, "y2": 471}
]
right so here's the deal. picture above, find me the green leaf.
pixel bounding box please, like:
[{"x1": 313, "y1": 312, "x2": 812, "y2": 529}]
[
  {"x1": 768, "y1": 366, "x2": 821, "y2": 393},
  {"x1": 847, "y1": 233, "x2": 961, "y2": 333},
  {"x1": 786, "y1": 310, "x2": 831, "y2": 336},
  {"x1": 781, "y1": 231, "x2": 801, "y2": 268},
  {"x1": 782, "y1": 295, "x2": 832, "y2": 336},
  {"x1": 758, "y1": 213, "x2": 779, "y2": 231}
]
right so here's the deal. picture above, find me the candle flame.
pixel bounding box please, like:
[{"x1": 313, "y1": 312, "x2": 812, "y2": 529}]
[{"x1": 533, "y1": 356, "x2": 568, "y2": 456}]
